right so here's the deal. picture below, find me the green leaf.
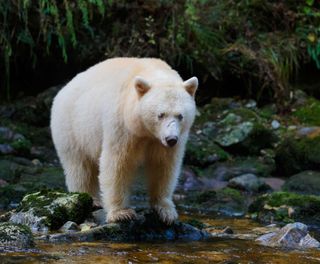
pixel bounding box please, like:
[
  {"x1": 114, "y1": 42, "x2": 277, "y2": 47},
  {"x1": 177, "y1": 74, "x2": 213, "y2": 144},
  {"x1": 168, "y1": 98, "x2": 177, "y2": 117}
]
[{"x1": 306, "y1": 0, "x2": 314, "y2": 6}]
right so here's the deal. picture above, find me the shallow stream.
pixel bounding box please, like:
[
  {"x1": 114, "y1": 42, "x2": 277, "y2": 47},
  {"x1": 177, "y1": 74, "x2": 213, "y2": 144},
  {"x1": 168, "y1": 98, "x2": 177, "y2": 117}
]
[{"x1": 1, "y1": 213, "x2": 320, "y2": 264}]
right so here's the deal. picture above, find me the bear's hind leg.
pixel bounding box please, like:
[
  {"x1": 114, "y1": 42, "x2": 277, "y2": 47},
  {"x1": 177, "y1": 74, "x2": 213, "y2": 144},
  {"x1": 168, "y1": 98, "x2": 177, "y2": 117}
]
[{"x1": 61, "y1": 151, "x2": 101, "y2": 205}]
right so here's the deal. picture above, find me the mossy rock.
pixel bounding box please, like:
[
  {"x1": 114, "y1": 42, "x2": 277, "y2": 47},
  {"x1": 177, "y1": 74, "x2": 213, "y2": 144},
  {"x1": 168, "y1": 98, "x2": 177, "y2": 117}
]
[
  {"x1": 10, "y1": 190, "x2": 93, "y2": 231},
  {"x1": 185, "y1": 132, "x2": 230, "y2": 167},
  {"x1": 198, "y1": 156, "x2": 275, "y2": 180},
  {"x1": 249, "y1": 192, "x2": 320, "y2": 225},
  {"x1": 282, "y1": 171, "x2": 320, "y2": 195},
  {"x1": 0, "y1": 184, "x2": 28, "y2": 210},
  {"x1": 19, "y1": 166, "x2": 66, "y2": 190},
  {"x1": 275, "y1": 135, "x2": 320, "y2": 176},
  {"x1": 185, "y1": 187, "x2": 247, "y2": 216},
  {"x1": 214, "y1": 108, "x2": 277, "y2": 155},
  {"x1": 0, "y1": 222, "x2": 34, "y2": 248},
  {"x1": 293, "y1": 98, "x2": 320, "y2": 126}
]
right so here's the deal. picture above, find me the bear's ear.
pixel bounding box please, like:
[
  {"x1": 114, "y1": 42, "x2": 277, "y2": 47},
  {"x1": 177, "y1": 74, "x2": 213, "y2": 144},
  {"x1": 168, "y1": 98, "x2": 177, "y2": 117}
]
[
  {"x1": 134, "y1": 76, "x2": 151, "y2": 97},
  {"x1": 183, "y1": 77, "x2": 198, "y2": 97}
]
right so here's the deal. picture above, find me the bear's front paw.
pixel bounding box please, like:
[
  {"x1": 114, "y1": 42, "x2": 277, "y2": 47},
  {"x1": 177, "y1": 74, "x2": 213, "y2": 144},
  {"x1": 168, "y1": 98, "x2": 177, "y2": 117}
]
[
  {"x1": 153, "y1": 204, "x2": 178, "y2": 225},
  {"x1": 107, "y1": 208, "x2": 138, "y2": 223}
]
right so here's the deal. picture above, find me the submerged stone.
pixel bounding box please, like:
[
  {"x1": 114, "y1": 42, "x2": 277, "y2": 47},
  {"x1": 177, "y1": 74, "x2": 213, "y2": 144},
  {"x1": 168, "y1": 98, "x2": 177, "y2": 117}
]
[
  {"x1": 0, "y1": 222, "x2": 34, "y2": 248},
  {"x1": 39, "y1": 210, "x2": 209, "y2": 242},
  {"x1": 256, "y1": 222, "x2": 320, "y2": 249},
  {"x1": 185, "y1": 187, "x2": 247, "y2": 217},
  {"x1": 9, "y1": 190, "x2": 93, "y2": 232}
]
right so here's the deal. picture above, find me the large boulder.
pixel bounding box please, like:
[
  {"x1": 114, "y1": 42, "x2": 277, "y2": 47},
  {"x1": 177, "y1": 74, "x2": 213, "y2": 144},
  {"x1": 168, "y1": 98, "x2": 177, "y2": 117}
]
[
  {"x1": 256, "y1": 222, "x2": 320, "y2": 249},
  {"x1": 213, "y1": 108, "x2": 277, "y2": 155},
  {"x1": 0, "y1": 222, "x2": 34, "y2": 248},
  {"x1": 9, "y1": 190, "x2": 92, "y2": 232},
  {"x1": 198, "y1": 156, "x2": 275, "y2": 181},
  {"x1": 249, "y1": 192, "x2": 320, "y2": 225},
  {"x1": 282, "y1": 171, "x2": 320, "y2": 195},
  {"x1": 275, "y1": 134, "x2": 320, "y2": 176},
  {"x1": 40, "y1": 210, "x2": 210, "y2": 242}
]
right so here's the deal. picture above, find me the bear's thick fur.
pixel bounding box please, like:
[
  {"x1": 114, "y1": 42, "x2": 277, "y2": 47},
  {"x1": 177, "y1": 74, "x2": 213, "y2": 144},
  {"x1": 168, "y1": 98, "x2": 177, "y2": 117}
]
[{"x1": 50, "y1": 58, "x2": 198, "y2": 223}]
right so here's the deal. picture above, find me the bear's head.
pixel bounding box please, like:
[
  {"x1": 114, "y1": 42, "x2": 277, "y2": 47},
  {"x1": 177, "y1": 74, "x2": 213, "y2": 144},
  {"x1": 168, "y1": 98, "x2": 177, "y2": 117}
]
[{"x1": 134, "y1": 75, "x2": 198, "y2": 148}]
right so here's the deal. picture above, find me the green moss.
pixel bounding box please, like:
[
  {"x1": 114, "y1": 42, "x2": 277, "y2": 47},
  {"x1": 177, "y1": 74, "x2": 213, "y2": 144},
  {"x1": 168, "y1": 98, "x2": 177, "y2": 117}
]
[
  {"x1": 17, "y1": 190, "x2": 93, "y2": 230},
  {"x1": 185, "y1": 138, "x2": 230, "y2": 167},
  {"x1": 10, "y1": 138, "x2": 32, "y2": 153},
  {"x1": 294, "y1": 98, "x2": 320, "y2": 126},
  {"x1": 249, "y1": 192, "x2": 320, "y2": 224},
  {"x1": 275, "y1": 135, "x2": 320, "y2": 176},
  {"x1": 183, "y1": 218, "x2": 205, "y2": 229},
  {"x1": 0, "y1": 222, "x2": 34, "y2": 247},
  {"x1": 216, "y1": 187, "x2": 243, "y2": 201},
  {"x1": 239, "y1": 123, "x2": 278, "y2": 155},
  {"x1": 266, "y1": 192, "x2": 320, "y2": 208},
  {"x1": 194, "y1": 190, "x2": 216, "y2": 203}
]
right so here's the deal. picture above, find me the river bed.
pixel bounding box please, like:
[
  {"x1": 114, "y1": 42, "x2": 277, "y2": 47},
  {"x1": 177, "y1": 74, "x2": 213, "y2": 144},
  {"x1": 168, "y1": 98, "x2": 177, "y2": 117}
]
[{"x1": 1, "y1": 213, "x2": 320, "y2": 264}]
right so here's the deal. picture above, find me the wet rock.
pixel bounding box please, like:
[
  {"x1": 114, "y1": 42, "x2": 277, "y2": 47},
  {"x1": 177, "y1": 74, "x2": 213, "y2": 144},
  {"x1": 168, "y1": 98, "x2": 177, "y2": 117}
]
[
  {"x1": 0, "y1": 159, "x2": 23, "y2": 182},
  {"x1": 249, "y1": 192, "x2": 320, "y2": 225},
  {"x1": 199, "y1": 157, "x2": 275, "y2": 181},
  {"x1": 256, "y1": 222, "x2": 320, "y2": 249},
  {"x1": 0, "y1": 144, "x2": 14, "y2": 154},
  {"x1": 214, "y1": 109, "x2": 277, "y2": 155},
  {"x1": 0, "y1": 184, "x2": 29, "y2": 210},
  {"x1": 9, "y1": 190, "x2": 93, "y2": 232},
  {"x1": 228, "y1": 173, "x2": 269, "y2": 193},
  {"x1": 275, "y1": 135, "x2": 320, "y2": 176},
  {"x1": 261, "y1": 177, "x2": 285, "y2": 191},
  {"x1": 0, "y1": 179, "x2": 8, "y2": 187},
  {"x1": 177, "y1": 168, "x2": 204, "y2": 191},
  {"x1": 59, "y1": 221, "x2": 79, "y2": 232},
  {"x1": 271, "y1": 120, "x2": 280, "y2": 130},
  {"x1": 92, "y1": 209, "x2": 106, "y2": 225},
  {"x1": 215, "y1": 118, "x2": 253, "y2": 147},
  {"x1": 38, "y1": 210, "x2": 209, "y2": 242},
  {"x1": 79, "y1": 222, "x2": 97, "y2": 231},
  {"x1": 185, "y1": 188, "x2": 247, "y2": 217},
  {"x1": 282, "y1": 171, "x2": 320, "y2": 195},
  {"x1": 0, "y1": 222, "x2": 34, "y2": 248},
  {"x1": 0, "y1": 127, "x2": 25, "y2": 141},
  {"x1": 185, "y1": 130, "x2": 230, "y2": 167}
]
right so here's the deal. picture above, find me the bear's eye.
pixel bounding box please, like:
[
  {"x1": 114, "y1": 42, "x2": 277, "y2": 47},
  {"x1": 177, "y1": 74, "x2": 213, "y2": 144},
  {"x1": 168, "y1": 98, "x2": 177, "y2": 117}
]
[
  {"x1": 158, "y1": 113, "x2": 165, "y2": 119},
  {"x1": 177, "y1": 114, "x2": 183, "y2": 121}
]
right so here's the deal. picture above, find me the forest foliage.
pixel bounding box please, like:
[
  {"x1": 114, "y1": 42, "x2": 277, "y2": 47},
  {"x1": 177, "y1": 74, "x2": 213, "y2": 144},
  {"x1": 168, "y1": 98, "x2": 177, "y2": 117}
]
[{"x1": 0, "y1": 0, "x2": 320, "y2": 111}]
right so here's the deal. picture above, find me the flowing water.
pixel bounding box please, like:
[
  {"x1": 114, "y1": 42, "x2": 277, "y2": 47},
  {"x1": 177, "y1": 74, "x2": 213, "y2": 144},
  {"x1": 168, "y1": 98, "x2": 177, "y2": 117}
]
[{"x1": 1, "y1": 214, "x2": 320, "y2": 264}]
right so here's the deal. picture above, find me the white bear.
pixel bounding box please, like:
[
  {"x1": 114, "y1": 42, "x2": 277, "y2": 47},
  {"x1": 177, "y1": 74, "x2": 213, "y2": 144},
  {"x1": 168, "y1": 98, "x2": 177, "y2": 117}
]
[{"x1": 50, "y1": 58, "x2": 198, "y2": 224}]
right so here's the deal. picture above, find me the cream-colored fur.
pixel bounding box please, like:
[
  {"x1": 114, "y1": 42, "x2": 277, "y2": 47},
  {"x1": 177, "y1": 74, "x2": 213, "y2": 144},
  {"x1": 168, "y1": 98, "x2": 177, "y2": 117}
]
[{"x1": 50, "y1": 58, "x2": 198, "y2": 224}]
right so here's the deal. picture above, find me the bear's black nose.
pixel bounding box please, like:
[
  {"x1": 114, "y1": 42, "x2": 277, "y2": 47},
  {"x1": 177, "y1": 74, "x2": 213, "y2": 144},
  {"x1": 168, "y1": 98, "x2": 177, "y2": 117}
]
[{"x1": 165, "y1": 136, "x2": 178, "y2": 147}]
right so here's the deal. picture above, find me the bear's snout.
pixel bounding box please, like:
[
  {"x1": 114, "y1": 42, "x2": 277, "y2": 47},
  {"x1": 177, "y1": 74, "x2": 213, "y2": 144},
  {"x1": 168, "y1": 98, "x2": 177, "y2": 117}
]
[{"x1": 165, "y1": 136, "x2": 178, "y2": 147}]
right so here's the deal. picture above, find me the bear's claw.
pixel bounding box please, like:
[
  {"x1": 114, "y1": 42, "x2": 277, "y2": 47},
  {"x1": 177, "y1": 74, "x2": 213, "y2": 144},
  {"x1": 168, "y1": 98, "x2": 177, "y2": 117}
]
[
  {"x1": 153, "y1": 205, "x2": 178, "y2": 225},
  {"x1": 107, "y1": 208, "x2": 138, "y2": 223}
]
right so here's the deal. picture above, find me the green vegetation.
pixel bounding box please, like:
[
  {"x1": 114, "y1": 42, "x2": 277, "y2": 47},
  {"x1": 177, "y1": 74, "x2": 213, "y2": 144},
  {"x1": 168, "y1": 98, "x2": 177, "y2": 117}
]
[
  {"x1": 0, "y1": 0, "x2": 319, "y2": 110},
  {"x1": 17, "y1": 190, "x2": 93, "y2": 229},
  {"x1": 249, "y1": 192, "x2": 320, "y2": 224},
  {"x1": 275, "y1": 135, "x2": 320, "y2": 176},
  {"x1": 293, "y1": 98, "x2": 320, "y2": 126}
]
